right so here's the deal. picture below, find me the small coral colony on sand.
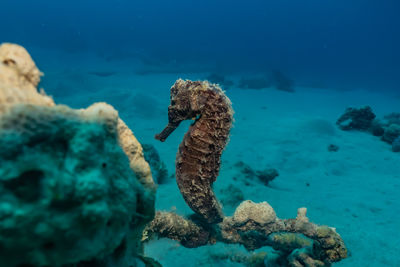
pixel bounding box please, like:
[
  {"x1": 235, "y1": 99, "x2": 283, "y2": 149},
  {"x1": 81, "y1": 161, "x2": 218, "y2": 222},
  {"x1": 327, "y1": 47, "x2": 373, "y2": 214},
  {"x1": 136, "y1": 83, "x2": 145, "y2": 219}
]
[{"x1": 0, "y1": 43, "x2": 347, "y2": 266}]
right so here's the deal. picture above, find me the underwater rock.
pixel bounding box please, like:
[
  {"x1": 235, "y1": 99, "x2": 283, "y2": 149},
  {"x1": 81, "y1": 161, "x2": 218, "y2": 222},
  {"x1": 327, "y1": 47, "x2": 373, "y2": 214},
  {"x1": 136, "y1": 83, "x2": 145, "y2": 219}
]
[
  {"x1": 256, "y1": 168, "x2": 279, "y2": 186},
  {"x1": 370, "y1": 119, "x2": 385, "y2": 136},
  {"x1": 392, "y1": 136, "x2": 400, "y2": 152},
  {"x1": 155, "y1": 79, "x2": 233, "y2": 224},
  {"x1": 336, "y1": 106, "x2": 376, "y2": 131},
  {"x1": 0, "y1": 43, "x2": 43, "y2": 87},
  {"x1": 382, "y1": 112, "x2": 400, "y2": 126},
  {"x1": 142, "y1": 144, "x2": 169, "y2": 184},
  {"x1": 382, "y1": 124, "x2": 400, "y2": 144},
  {"x1": 336, "y1": 107, "x2": 400, "y2": 152},
  {"x1": 0, "y1": 43, "x2": 54, "y2": 114},
  {"x1": 234, "y1": 161, "x2": 278, "y2": 186},
  {"x1": 328, "y1": 144, "x2": 340, "y2": 152},
  {"x1": 234, "y1": 161, "x2": 257, "y2": 180},
  {"x1": 0, "y1": 104, "x2": 143, "y2": 267},
  {"x1": 0, "y1": 43, "x2": 155, "y2": 267}
]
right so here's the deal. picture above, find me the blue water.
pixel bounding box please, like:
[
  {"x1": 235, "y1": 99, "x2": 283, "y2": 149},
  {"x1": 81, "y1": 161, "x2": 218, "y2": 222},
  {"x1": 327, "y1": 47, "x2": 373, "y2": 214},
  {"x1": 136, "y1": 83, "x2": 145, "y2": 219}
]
[
  {"x1": 2, "y1": 0, "x2": 400, "y2": 91},
  {"x1": 2, "y1": 1, "x2": 400, "y2": 266}
]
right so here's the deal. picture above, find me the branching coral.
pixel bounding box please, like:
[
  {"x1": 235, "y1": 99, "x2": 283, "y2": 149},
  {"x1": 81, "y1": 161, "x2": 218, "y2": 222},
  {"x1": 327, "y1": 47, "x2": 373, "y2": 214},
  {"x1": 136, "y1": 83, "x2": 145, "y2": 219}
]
[{"x1": 146, "y1": 203, "x2": 347, "y2": 266}]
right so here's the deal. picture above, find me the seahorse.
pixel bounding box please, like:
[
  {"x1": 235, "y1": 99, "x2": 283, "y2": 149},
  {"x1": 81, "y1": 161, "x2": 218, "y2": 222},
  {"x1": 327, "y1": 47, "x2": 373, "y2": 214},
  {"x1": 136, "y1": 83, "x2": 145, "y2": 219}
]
[{"x1": 155, "y1": 79, "x2": 233, "y2": 223}]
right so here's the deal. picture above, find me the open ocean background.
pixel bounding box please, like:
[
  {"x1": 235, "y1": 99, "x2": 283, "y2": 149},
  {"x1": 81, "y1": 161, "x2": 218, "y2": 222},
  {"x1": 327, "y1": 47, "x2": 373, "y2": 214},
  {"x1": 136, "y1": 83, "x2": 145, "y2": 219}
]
[{"x1": 2, "y1": 0, "x2": 400, "y2": 266}]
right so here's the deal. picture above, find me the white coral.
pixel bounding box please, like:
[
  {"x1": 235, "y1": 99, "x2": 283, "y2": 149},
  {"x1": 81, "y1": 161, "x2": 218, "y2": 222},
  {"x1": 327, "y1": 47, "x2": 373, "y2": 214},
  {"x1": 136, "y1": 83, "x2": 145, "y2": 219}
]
[
  {"x1": 233, "y1": 200, "x2": 277, "y2": 225},
  {"x1": 0, "y1": 43, "x2": 42, "y2": 87}
]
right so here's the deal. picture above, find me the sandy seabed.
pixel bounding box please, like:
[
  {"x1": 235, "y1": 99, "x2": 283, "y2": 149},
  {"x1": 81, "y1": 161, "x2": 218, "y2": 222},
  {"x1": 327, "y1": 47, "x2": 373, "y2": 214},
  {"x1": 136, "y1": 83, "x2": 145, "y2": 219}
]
[{"x1": 34, "y1": 47, "x2": 400, "y2": 267}]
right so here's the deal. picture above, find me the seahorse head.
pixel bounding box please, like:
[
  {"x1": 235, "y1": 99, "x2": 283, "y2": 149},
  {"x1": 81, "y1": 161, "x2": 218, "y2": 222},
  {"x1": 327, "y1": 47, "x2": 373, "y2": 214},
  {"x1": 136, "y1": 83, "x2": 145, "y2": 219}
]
[
  {"x1": 167, "y1": 79, "x2": 204, "y2": 124},
  {"x1": 155, "y1": 79, "x2": 209, "y2": 142}
]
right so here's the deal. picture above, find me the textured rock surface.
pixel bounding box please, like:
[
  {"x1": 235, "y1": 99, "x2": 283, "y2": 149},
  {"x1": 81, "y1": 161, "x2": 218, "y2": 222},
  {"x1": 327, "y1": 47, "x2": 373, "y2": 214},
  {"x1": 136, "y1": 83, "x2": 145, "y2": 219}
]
[
  {"x1": 336, "y1": 106, "x2": 376, "y2": 131},
  {"x1": 0, "y1": 43, "x2": 43, "y2": 87},
  {"x1": 146, "y1": 202, "x2": 347, "y2": 265},
  {"x1": 370, "y1": 119, "x2": 385, "y2": 136},
  {"x1": 382, "y1": 112, "x2": 400, "y2": 126},
  {"x1": 233, "y1": 200, "x2": 277, "y2": 225},
  {"x1": 392, "y1": 136, "x2": 400, "y2": 152},
  {"x1": 0, "y1": 43, "x2": 54, "y2": 115},
  {"x1": 382, "y1": 124, "x2": 400, "y2": 144},
  {"x1": 117, "y1": 119, "x2": 155, "y2": 192},
  {"x1": 0, "y1": 43, "x2": 155, "y2": 267},
  {"x1": 145, "y1": 211, "x2": 210, "y2": 248}
]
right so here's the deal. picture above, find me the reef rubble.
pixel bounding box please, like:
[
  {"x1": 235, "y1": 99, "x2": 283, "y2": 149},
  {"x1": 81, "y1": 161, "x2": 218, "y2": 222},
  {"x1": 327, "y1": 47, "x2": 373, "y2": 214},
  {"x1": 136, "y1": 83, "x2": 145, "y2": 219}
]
[
  {"x1": 337, "y1": 106, "x2": 400, "y2": 152},
  {"x1": 146, "y1": 203, "x2": 347, "y2": 266}
]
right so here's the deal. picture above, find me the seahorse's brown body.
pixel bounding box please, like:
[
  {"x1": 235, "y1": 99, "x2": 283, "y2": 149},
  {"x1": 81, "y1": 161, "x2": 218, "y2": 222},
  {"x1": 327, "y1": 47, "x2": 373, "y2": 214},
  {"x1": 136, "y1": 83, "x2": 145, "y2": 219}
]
[{"x1": 156, "y1": 79, "x2": 233, "y2": 223}]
